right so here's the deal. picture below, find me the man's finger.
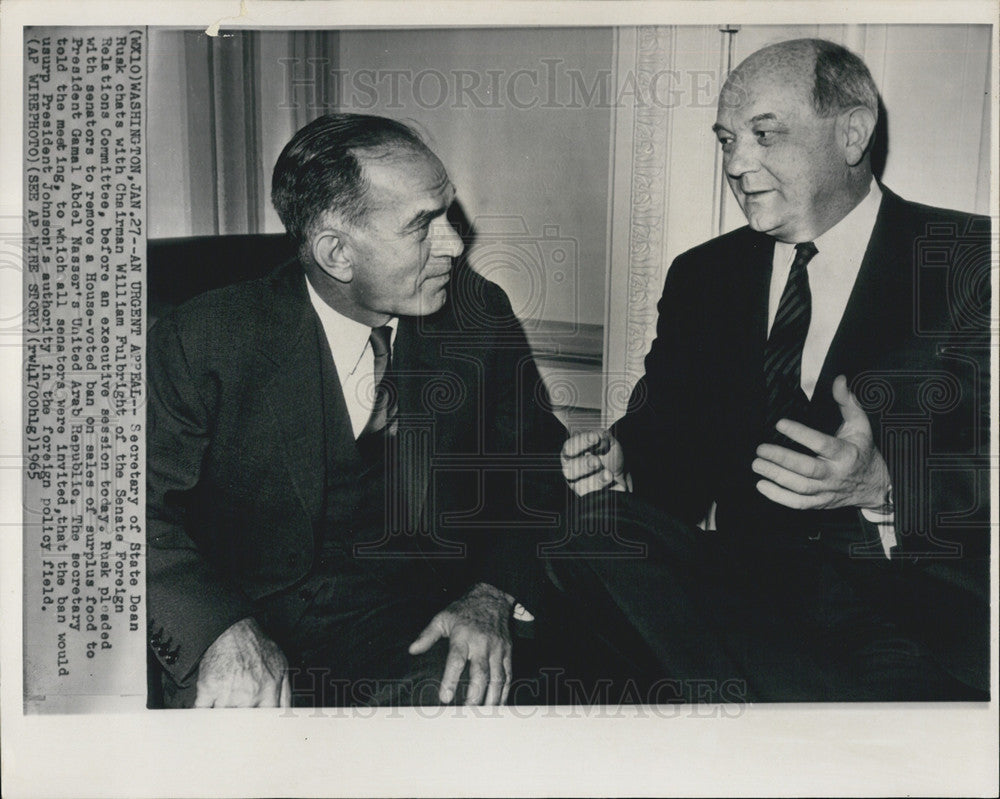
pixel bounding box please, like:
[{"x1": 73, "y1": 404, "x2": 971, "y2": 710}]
[
  {"x1": 279, "y1": 673, "x2": 291, "y2": 708},
  {"x1": 755, "y1": 443, "x2": 829, "y2": 479},
  {"x1": 500, "y1": 653, "x2": 513, "y2": 705},
  {"x1": 484, "y1": 650, "x2": 506, "y2": 706},
  {"x1": 561, "y1": 431, "x2": 599, "y2": 460},
  {"x1": 193, "y1": 687, "x2": 215, "y2": 708},
  {"x1": 438, "y1": 644, "x2": 469, "y2": 704},
  {"x1": 755, "y1": 479, "x2": 829, "y2": 509},
  {"x1": 563, "y1": 453, "x2": 603, "y2": 482},
  {"x1": 752, "y1": 458, "x2": 821, "y2": 495},
  {"x1": 569, "y1": 468, "x2": 614, "y2": 497},
  {"x1": 775, "y1": 418, "x2": 842, "y2": 459},
  {"x1": 408, "y1": 617, "x2": 444, "y2": 655},
  {"x1": 464, "y1": 652, "x2": 490, "y2": 706},
  {"x1": 832, "y1": 374, "x2": 871, "y2": 429}
]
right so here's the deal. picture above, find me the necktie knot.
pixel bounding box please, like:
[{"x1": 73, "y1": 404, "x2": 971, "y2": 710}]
[
  {"x1": 792, "y1": 241, "x2": 818, "y2": 271},
  {"x1": 369, "y1": 325, "x2": 392, "y2": 359}
]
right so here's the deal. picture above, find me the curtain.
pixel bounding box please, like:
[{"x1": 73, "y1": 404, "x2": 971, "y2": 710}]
[{"x1": 149, "y1": 30, "x2": 339, "y2": 238}]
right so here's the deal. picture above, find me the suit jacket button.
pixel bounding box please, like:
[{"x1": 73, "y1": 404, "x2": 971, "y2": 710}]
[
  {"x1": 287, "y1": 553, "x2": 298, "y2": 566},
  {"x1": 165, "y1": 652, "x2": 178, "y2": 665}
]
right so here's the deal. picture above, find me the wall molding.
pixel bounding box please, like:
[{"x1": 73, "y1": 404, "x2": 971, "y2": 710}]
[{"x1": 604, "y1": 26, "x2": 675, "y2": 425}]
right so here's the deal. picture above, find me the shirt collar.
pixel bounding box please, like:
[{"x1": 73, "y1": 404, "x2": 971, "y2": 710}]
[
  {"x1": 775, "y1": 179, "x2": 882, "y2": 262},
  {"x1": 305, "y1": 275, "x2": 397, "y2": 377}
]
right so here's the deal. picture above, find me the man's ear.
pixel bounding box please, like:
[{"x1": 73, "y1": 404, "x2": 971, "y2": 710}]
[
  {"x1": 311, "y1": 227, "x2": 353, "y2": 283},
  {"x1": 841, "y1": 106, "x2": 877, "y2": 167}
]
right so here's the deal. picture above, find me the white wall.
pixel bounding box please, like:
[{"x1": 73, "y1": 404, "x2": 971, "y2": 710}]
[{"x1": 336, "y1": 27, "x2": 614, "y2": 329}]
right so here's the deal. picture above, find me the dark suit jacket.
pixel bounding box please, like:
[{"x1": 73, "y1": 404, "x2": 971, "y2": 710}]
[
  {"x1": 614, "y1": 187, "x2": 990, "y2": 692},
  {"x1": 147, "y1": 259, "x2": 564, "y2": 685}
]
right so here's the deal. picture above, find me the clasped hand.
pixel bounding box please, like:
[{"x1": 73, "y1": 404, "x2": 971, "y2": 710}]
[
  {"x1": 560, "y1": 429, "x2": 627, "y2": 495},
  {"x1": 752, "y1": 375, "x2": 890, "y2": 511}
]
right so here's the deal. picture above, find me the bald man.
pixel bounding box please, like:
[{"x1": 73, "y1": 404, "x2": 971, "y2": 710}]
[{"x1": 553, "y1": 39, "x2": 990, "y2": 701}]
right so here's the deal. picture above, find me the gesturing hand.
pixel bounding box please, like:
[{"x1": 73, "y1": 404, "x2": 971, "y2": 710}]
[
  {"x1": 408, "y1": 582, "x2": 514, "y2": 706},
  {"x1": 561, "y1": 429, "x2": 627, "y2": 496},
  {"x1": 194, "y1": 617, "x2": 290, "y2": 708},
  {"x1": 752, "y1": 374, "x2": 890, "y2": 511}
]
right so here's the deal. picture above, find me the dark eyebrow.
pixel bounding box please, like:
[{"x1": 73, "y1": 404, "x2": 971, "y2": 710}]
[
  {"x1": 749, "y1": 113, "x2": 778, "y2": 124},
  {"x1": 711, "y1": 122, "x2": 730, "y2": 135},
  {"x1": 402, "y1": 184, "x2": 456, "y2": 233},
  {"x1": 404, "y1": 206, "x2": 448, "y2": 233}
]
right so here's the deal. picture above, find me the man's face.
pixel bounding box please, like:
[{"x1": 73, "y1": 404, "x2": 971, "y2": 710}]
[
  {"x1": 341, "y1": 147, "x2": 463, "y2": 319},
  {"x1": 713, "y1": 68, "x2": 849, "y2": 242}
]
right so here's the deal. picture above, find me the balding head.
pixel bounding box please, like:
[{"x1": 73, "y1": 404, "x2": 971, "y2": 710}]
[
  {"x1": 713, "y1": 38, "x2": 880, "y2": 242},
  {"x1": 723, "y1": 38, "x2": 879, "y2": 123}
]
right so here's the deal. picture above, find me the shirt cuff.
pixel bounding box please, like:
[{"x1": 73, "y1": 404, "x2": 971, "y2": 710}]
[{"x1": 860, "y1": 506, "x2": 895, "y2": 524}]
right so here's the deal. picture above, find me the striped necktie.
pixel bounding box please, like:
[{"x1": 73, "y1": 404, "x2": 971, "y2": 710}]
[
  {"x1": 359, "y1": 325, "x2": 395, "y2": 439},
  {"x1": 763, "y1": 242, "x2": 818, "y2": 443}
]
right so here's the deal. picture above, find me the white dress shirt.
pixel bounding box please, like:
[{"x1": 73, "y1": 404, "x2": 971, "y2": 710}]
[
  {"x1": 768, "y1": 180, "x2": 883, "y2": 400},
  {"x1": 768, "y1": 180, "x2": 896, "y2": 555},
  {"x1": 305, "y1": 277, "x2": 396, "y2": 439}
]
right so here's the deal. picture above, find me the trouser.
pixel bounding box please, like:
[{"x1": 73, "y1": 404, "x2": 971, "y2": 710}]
[
  {"x1": 159, "y1": 559, "x2": 468, "y2": 709},
  {"x1": 265, "y1": 556, "x2": 469, "y2": 708},
  {"x1": 544, "y1": 492, "x2": 982, "y2": 703}
]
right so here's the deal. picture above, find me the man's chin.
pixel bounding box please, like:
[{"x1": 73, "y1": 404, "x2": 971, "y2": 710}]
[{"x1": 417, "y1": 288, "x2": 448, "y2": 316}]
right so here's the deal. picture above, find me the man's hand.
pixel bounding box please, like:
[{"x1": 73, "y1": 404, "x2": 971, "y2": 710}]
[
  {"x1": 194, "y1": 617, "x2": 290, "y2": 708},
  {"x1": 408, "y1": 582, "x2": 514, "y2": 706},
  {"x1": 561, "y1": 429, "x2": 627, "y2": 496},
  {"x1": 752, "y1": 374, "x2": 890, "y2": 510}
]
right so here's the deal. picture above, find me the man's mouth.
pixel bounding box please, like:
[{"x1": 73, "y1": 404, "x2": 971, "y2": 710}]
[
  {"x1": 740, "y1": 188, "x2": 774, "y2": 202},
  {"x1": 424, "y1": 261, "x2": 453, "y2": 281}
]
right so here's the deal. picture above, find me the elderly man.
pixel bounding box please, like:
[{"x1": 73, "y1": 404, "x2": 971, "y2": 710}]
[
  {"x1": 147, "y1": 114, "x2": 563, "y2": 707},
  {"x1": 556, "y1": 39, "x2": 990, "y2": 701}
]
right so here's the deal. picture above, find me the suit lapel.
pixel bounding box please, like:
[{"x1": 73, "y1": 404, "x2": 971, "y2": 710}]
[
  {"x1": 811, "y1": 190, "x2": 907, "y2": 431},
  {"x1": 735, "y1": 231, "x2": 777, "y2": 433},
  {"x1": 391, "y1": 315, "x2": 434, "y2": 534},
  {"x1": 393, "y1": 310, "x2": 467, "y2": 535},
  {"x1": 256, "y1": 264, "x2": 327, "y2": 525}
]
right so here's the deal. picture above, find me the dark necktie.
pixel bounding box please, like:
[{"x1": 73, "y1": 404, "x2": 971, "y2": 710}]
[
  {"x1": 763, "y1": 242, "x2": 818, "y2": 443},
  {"x1": 359, "y1": 325, "x2": 395, "y2": 439}
]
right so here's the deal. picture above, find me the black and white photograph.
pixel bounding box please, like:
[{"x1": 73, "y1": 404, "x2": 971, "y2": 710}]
[{"x1": 2, "y1": 1, "x2": 997, "y2": 797}]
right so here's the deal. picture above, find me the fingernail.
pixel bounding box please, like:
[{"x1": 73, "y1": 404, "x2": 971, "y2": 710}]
[{"x1": 440, "y1": 688, "x2": 454, "y2": 703}]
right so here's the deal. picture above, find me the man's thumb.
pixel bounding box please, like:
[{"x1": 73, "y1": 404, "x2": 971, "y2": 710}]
[{"x1": 832, "y1": 375, "x2": 868, "y2": 427}]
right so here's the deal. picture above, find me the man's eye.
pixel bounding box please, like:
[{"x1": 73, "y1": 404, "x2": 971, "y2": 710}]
[
  {"x1": 717, "y1": 136, "x2": 734, "y2": 151},
  {"x1": 754, "y1": 130, "x2": 776, "y2": 144}
]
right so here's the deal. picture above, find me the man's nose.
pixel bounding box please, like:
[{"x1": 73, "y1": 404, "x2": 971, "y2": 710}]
[
  {"x1": 724, "y1": 136, "x2": 758, "y2": 180},
  {"x1": 430, "y1": 216, "x2": 464, "y2": 259}
]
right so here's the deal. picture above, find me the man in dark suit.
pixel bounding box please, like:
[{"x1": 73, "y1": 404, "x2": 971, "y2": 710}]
[
  {"x1": 147, "y1": 114, "x2": 563, "y2": 708},
  {"x1": 555, "y1": 39, "x2": 990, "y2": 701}
]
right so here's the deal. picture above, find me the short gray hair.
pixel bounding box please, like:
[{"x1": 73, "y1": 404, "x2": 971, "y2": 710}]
[
  {"x1": 809, "y1": 39, "x2": 879, "y2": 119},
  {"x1": 731, "y1": 38, "x2": 880, "y2": 122}
]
